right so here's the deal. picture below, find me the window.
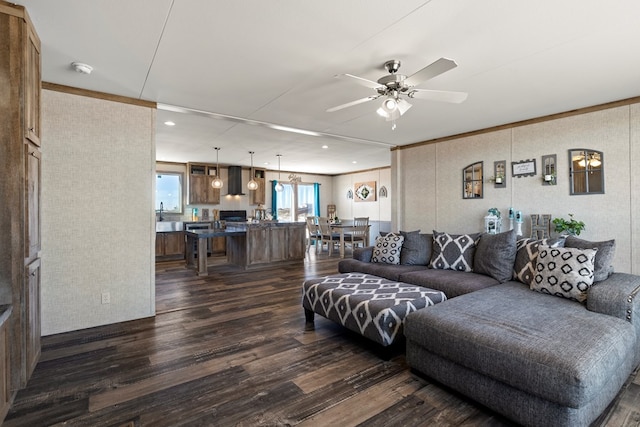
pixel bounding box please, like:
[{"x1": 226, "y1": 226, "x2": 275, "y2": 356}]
[
  {"x1": 274, "y1": 182, "x2": 319, "y2": 221},
  {"x1": 156, "y1": 172, "x2": 183, "y2": 213},
  {"x1": 569, "y1": 149, "x2": 604, "y2": 195}
]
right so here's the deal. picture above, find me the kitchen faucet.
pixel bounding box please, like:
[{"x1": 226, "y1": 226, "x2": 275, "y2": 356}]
[{"x1": 159, "y1": 201, "x2": 164, "y2": 221}]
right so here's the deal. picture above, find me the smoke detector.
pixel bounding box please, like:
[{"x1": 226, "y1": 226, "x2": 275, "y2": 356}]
[{"x1": 71, "y1": 62, "x2": 93, "y2": 74}]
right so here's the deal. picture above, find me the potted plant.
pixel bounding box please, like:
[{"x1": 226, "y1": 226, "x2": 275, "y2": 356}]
[{"x1": 552, "y1": 214, "x2": 585, "y2": 236}]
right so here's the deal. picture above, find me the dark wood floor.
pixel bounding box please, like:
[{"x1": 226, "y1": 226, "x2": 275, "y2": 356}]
[{"x1": 5, "y1": 251, "x2": 640, "y2": 426}]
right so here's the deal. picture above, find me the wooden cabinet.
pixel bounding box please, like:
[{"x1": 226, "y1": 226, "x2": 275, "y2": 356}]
[
  {"x1": 0, "y1": 3, "x2": 42, "y2": 419},
  {"x1": 25, "y1": 259, "x2": 40, "y2": 379},
  {"x1": 211, "y1": 237, "x2": 226, "y2": 255},
  {"x1": 0, "y1": 308, "x2": 12, "y2": 422},
  {"x1": 156, "y1": 232, "x2": 185, "y2": 259},
  {"x1": 250, "y1": 168, "x2": 266, "y2": 206},
  {"x1": 236, "y1": 223, "x2": 306, "y2": 268},
  {"x1": 25, "y1": 143, "x2": 41, "y2": 261},
  {"x1": 269, "y1": 227, "x2": 288, "y2": 262},
  {"x1": 25, "y1": 22, "x2": 40, "y2": 146},
  {"x1": 247, "y1": 227, "x2": 270, "y2": 265},
  {"x1": 187, "y1": 163, "x2": 220, "y2": 205},
  {"x1": 287, "y1": 225, "x2": 306, "y2": 259}
]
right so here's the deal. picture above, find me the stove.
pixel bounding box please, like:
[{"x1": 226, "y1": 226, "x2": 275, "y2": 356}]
[{"x1": 219, "y1": 210, "x2": 247, "y2": 222}]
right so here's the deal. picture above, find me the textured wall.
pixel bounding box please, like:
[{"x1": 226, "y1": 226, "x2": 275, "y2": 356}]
[
  {"x1": 42, "y1": 90, "x2": 156, "y2": 335},
  {"x1": 332, "y1": 168, "x2": 391, "y2": 220},
  {"x1": 393, "y1": 105, "x2": 636, "y2": 274}
]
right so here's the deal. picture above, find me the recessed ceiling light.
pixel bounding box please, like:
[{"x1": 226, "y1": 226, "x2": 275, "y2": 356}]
[
  {"x1": 322, "y1": 145, "x2": 329, "y2": 149},
  {"x1": 264, "y1": 162, "x2": 270, "y2": 165},
  {"x1": 164, "y1": 121, "x2": 176, "y2": 126},
  {"x1": 352, "y1": 161, "x2": 357, "y2": 164}
]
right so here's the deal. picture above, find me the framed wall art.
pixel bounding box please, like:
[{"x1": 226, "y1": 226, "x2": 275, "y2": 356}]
[
  {"x1": 511, "y1": 159, "x2": 536, "y2": 178},
  {"x1": 354, "y1": 181, "x2": 377, "y2": 202}
]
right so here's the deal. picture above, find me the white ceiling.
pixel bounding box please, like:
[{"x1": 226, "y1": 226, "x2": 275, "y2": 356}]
[{"x1": 15, "y1": 0, "x2": 640, "y2": 174}]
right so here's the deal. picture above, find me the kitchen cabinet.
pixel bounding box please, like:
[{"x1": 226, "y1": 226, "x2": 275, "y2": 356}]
[
  {"x1": 0, "y1": 307, "x2": 12, "y2": 422},
  {"x1": 156, "y1": 232, "x2": 185, "y2": 259},
  {"x1": 25, "y1": 143, "x2": 41, "y2": 261},
  {"x1": 25, "y1": 259, "x2": 40, "y2": 379},
  {"x1": 187, "y1": 163, "x2": 220, "y2": 205},
  {"x1": 249, "y1": 168, "x2": 266, "y2": 206},
  {"x1": 25, "y1": 21, "x2": 41, "y2": 146},
  {"x1": 211, "y1": 237, "x2": 226, "y2": 255},
  {"x1": 0, "y1": 2, "x2": 42, "y2": 420},
  {"x1": 226, "y1": 223, "x2": 306, "y2": 268}
]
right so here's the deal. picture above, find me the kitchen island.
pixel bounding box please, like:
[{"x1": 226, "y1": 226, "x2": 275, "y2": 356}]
[{"x1": 185, "y1": 222, "x2": 306, "y2": 276}]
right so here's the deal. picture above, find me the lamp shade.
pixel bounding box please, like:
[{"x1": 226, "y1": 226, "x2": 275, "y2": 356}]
[
  {"x1": 247, "y1": 151, "x2": 258, "y2": 190},
  {"x1": 211, "y1": 147, "x2": 223, "y2": 189}
]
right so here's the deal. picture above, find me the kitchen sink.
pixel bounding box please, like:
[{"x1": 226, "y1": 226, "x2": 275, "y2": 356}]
[{"x1": 155, "y1": 221, "x2": 183, "y2": 232}]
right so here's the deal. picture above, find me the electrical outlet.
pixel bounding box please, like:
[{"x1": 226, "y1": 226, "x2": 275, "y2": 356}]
[{"x1": 101, "y1": 291, "x2": 110, "y2": 304}]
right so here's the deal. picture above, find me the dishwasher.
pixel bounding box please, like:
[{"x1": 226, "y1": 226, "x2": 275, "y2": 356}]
[{"x1": 184, "y1": 222, "x2": 212, "y2": 257}]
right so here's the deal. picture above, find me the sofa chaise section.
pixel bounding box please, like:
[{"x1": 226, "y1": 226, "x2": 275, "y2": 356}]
[{"x1": 404, "y1": 275, "x2": 640, "y2": 427}]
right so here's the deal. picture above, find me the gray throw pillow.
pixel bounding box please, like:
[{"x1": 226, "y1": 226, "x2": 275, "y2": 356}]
[
  {"x1": 429, "y1": 231, "x2": 481, "y2": 272},
  {"x1": 400, "y1": 230, "x2": 432, "y2": 265},
  {"x1": 564, "y1": 236, "x2": 615, "y2": 282},
  {"x1": 473, "y1": 229, "x2": 517, "y2": 283},
  {"x1": 513, "y1": 237, "x2": 566, "y2": 285}
]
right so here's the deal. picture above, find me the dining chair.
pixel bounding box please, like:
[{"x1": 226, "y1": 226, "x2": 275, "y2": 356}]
[
  {"x1": 317, "y1": 217, "x2": 340, "y2": 255},
  {"x1": 305, "y1": 216, "x2": 321, "y2": 252},
  {"x1": 346, "y1": 217, "x2": 369, "y2": 251}
]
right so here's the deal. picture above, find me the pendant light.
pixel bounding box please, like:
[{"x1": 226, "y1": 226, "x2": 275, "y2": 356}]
[
  {"x1": 275, "y1": 154, "x2": 284, "y2": 192},
  {"x1": 247, "y1": 151, "x2": 259, "y2": 191},
  {"x1": 211, "y1": 147, "x2": 223, "y2": 189}
]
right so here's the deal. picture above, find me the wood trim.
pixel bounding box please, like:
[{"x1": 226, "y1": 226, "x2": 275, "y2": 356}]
[
  {"x1": 393, "y1": 95, "x2": 640, "y2": 152},
  {"x1": 0, "y1": 2, "x2": 25, "y2": 19},
  {"x1": 42, "y1": 82, "x2": 157, "y2": 109},
  {"x1": 329, "y1": 165, "x2": 391, "y2": 177}
]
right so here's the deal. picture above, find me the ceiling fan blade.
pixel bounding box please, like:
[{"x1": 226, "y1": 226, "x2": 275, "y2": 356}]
[
  {"x1": 408, "y1": 89, "x2": 468, "y2": 104},
  {"x1": 405, "y1": 57, "x2": 458, "y2": 87},
  {"x1": 336, "y1": 73, "x2": 383, "y2": 89},
  {"x1": 326, "y1": 95, "x2": 380, "y2": 112}
]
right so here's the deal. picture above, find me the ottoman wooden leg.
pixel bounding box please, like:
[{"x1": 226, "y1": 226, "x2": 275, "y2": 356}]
[{"x1": 304, "y1": 308, "x2": 315, "y2": 330}]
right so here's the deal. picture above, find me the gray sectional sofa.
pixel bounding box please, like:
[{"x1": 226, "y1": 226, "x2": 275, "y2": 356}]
[{"x1": 337, "y1": 229, "x2": 640, "y2": 427}]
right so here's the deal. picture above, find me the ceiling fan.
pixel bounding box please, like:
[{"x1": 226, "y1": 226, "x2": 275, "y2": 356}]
[{"x1": 327, "y1": 58, "x2": 468, "y2": 124}]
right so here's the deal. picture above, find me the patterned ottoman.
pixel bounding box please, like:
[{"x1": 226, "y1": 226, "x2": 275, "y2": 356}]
[{"x1": 302, "y1": 273, "x2": 446, "y2": 347}]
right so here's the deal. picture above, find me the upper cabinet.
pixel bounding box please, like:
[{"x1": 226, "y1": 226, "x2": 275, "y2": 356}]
[
  {"x1": 25, "y1": 22, "x2": 41, "y2": 146},
  {"x1": 187, "y1": 163, "x2": 220, "y2": 205},
  {"x1": 250, "y1": 168, "x2": 266, "y2": 206}
]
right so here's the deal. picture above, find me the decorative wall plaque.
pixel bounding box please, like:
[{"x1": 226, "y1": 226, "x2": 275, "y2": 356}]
[
  {"x1": 354, "y1": 181, "x2": 377, "y2": 202},
  {"x1": 511, "y1": 159, "x2": 536, "y2": 177}
]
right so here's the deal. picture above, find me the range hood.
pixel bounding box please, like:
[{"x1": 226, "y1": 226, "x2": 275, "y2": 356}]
[{"x1": 226, "y1": 166, "x2": 246, "y2": 196}]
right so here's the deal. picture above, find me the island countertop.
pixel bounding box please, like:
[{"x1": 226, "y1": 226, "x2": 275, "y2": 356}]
[{"x1": 185, "y1": 222, "x2": 306, "y2": 275}]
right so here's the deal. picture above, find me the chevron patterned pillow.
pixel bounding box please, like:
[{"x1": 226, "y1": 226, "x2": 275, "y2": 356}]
[
  {"x1": 429, "y1": 231, "x2": 480, "y2": 272},
  {"x1": 513, "y1": 237, "x2": 565, "y2": 285}
]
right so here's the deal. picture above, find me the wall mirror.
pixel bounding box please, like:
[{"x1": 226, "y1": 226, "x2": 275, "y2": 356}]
[
  {"x1": 569, "y1": 149, "x2": 604, "y2": 195},
  {"x1": 541, "y1": 154, "x2": 557, "y2": 185},
  {"x1": 463, "y1": 161, "x2": 483, "y2": 199}
]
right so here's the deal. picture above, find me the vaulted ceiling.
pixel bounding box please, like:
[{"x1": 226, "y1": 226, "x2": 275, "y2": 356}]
[{"x1": 15, "y1": 0, "x2": 640, "y2": 174}]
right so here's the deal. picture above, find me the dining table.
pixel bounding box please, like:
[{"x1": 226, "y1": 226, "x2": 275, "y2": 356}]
[{"x1": 330, "y1": 223, "x2": 370, "y2": 258}]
